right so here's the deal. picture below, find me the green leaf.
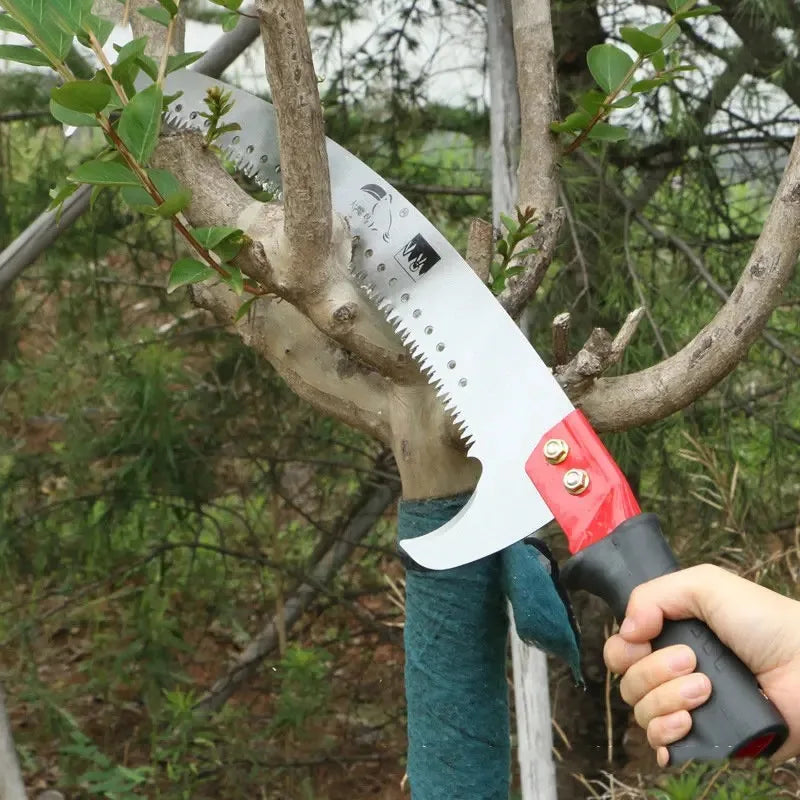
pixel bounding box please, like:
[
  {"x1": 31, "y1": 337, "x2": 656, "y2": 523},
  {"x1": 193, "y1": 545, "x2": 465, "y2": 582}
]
[
  {"x1": 69, "y1": 160, "x2": 140, "y2": 187},
  {"x1": 158, "y1": 0, "x2": 178, "y2": 15},
  {"x1": 675, "y1": 4, "x2": 721, "y2": 17},
  {"x1": 620, "y1": 26, "x2": 663, "y2": 56},
  {"x1": 499, "y1": 213, "x2": 519, "y2": 234},
  {"x1": 118, "y1": 84, "x2": 163, "y2": 164},
  {"x1": 0, "y1": 14, "x2": 27, "y2": 35},
  {"x1": 651, "y1": 50, "x2": 666, "y2": 72},
  {"x1": 190, "y1": 226, "x2": 241, "y2": 250},
  {"x1": 0, "y1": 0, "x2": 73, "y2": 60},
  {"x1": 222, "y1": 12, "x2": 239, "y2": 32},
  {"x1": 210, "y1": 0, "x2": 243, "y2": 9},
  {"x1": 48, "y1": 0, "x2": 92, "y2": 36},
  {"x1": 166, "y1": 258, "x2": 217, "y2": 294},
  {"x1": 644, "y1": 22, "x2": 680, "y2": 49},
  {"x1": 154, "y1": 187, "x2": 192, "y2": 218},
  {"x1": 496, "y1": 239, "x2": 508, "y2": 257},
  {"x1": 222, "y1": 265, "x2": 244, "y2": 295},
  {"x1": 50, "y1": 98, "x2": 99, "y2": 127},
  {"x1": 233, "y1": 296, "x2": 257, "y2": 323},
  {"x1": 551, "y1": 110, "x2": 592, "y2": 133},
  {"x1": 667, "y1": 0, "x2": 688, "y2": 9},
  {"x1": 119, "y1": 168, "x2": 184, "y2": 213},
  {"x1": 135, "y1": 54, "x2": 159, "y2": 81},
  {"x1": 138, "y1": 5, "x2": 171, "y2": 26},
  {"x1": 48, "y1": 182, "x2": 79, "y2": 211},
  {"x1": 504, "y1": 266, "x2": 525, "y2": 278},
  {"x1": 119, "y1": 184, "x2": 156, "y2": 212},
  {"x1": 51, "y1": 79, "x2": 111, "y2": 113},
  {"x1": 112, "y1": 38, "x2": 148, "y2": 87},
  {"x1": 165, "y1": 51, "x2": 203, "y2": 74},
  {"x1": 577, "y1": 90, "x2": 606, "y2": 114},
  {"x1": 587, "y1": 44, "x2": 634, "y2": 94},
  {"x1": 114, "y1": 35, "x2": 148, "y2": 66},
  {"x1": 587, "y1": 123, "x2": 629, "y2": 142},
  {"x1": 630, "y1": 76, "x2": 676, "y2": 93},
  {"x1": 608, "y1": 94, "x2": 638, "y2": 109},
  {"x1": 0, "y1": 44, "x2": 51, "y2": 67},
  {"x1": 85, "y1": 12, "x2": 114, "y2": 45}
]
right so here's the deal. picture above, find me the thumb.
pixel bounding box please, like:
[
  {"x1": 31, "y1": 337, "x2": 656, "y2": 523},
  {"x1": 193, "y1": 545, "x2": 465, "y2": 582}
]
[{"x1": 619, "y1": 564, "x2": 736, "y2": 644}]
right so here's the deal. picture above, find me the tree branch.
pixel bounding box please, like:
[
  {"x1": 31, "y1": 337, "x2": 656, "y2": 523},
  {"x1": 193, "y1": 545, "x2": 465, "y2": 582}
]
[
  {"x1": 151, "y1": 131, "x2": 415, "y2": 382},
  {"x1": 577, "y1": 132, "x2": 800, "y2": 431},
  {"x1": 191, "y1": 284, "x2": 391, "y2": 443},
  {"x1": 497, "y1": 208, "x2": 565, "y2": 318},
  {"x1": 510, "y1": 0, "x2": 560, "y2": 213},
  {"x1": 257, "y1": 0, "x2": 332, "y2": 279}
]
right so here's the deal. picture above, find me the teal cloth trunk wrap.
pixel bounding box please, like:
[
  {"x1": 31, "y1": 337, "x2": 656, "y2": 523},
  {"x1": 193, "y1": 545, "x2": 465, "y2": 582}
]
[{"x1": 399, "y1": 494, "x2": 581, "y2": 800}]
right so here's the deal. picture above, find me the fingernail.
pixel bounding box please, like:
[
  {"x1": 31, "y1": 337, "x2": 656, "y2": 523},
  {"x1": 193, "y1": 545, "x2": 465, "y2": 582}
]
[
  {"x1": 668, "y1": 649, "x2": 694, "y2": 673},
  {"x1": 681, "y1": 675, "x2": 710, "y2": 700},
  {"x1": 619, "y1": 618, "x2": 636, "y2": 636}
]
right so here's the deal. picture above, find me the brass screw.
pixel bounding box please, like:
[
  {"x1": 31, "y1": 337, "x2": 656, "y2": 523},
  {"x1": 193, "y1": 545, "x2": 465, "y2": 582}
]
[
  {"x1": 563, "y1": 468, "x2": 590, "y2": 495},
  {"x1": 543, "y1": 438, "x2": 569, "y2": 464}
]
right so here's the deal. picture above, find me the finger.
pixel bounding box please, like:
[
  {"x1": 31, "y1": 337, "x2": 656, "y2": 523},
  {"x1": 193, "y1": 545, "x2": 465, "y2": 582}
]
[
  {"x1": 603, "y1": 634, "x2": 652, "y2": 675},
  {"x1": 647, "y1": 710, "x2": 692, "y2": 749},
  {"x1": 620, "y1": 645, "x2": 697, "y2": 706},
  {"x1": 633, "y1": 673, "x2": 712, "y2": 729},
  {"x1": 620, "y1": 565, "x2": 733, "y2": 643},
  {"x1": 657, "y1": 746, "x2": 669, "y2": 768}
]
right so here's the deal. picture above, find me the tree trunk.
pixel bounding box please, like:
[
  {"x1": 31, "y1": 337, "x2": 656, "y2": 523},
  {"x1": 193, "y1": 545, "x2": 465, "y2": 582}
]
[{"x1": 489, "y1": 1, "x2": 558, "y2": 797}]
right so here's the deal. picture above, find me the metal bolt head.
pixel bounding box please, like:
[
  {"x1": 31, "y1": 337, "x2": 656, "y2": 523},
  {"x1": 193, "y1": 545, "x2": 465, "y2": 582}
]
[
  {"x1": 543, "y1": 438, "x2": 569, "y2": 464},
  {"x1": 563, "y1": 468, "x2": 590, "y2": 495}
]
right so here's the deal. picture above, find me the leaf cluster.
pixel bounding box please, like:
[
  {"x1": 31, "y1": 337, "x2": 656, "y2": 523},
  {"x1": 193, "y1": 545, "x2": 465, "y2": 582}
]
[{"x1": 552, "y1": 0, "x2": 720, "y2": 150}]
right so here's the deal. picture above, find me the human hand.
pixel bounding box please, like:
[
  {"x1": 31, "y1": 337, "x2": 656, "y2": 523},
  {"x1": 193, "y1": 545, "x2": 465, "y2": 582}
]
[{"x1": 603, "y1": 564, "x2": 800, "y2": 766}]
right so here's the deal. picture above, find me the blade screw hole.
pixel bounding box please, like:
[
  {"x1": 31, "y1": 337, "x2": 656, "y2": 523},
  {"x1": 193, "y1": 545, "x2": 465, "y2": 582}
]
[
  {"x1": 175, "y1": 104, "x2": 183, "y2": 112},
  {"x1": 401, "y1": 293, "x2": 410, "y2": 302},
  {"x1": 377, "y1": 263, "x2": 386, "y2": 271},
  {"x1": 424, "y1": 326, "x2": 433, "y2": 335},
  {"x1": 365, "y1": 249, "x2": 373, "y2": 258},
  {"x1": 436, "y1": 343, "x2": 445, "y2": 351},
  {"x1": 458, "y1": 378, "x2": 467, "y2": 387},
  {"x1": 232, "y1": 135, "x2": 241, "y2": 144},
  {"x1": 246, "y1": 145, "x2": 254, "y2": 154},
  {"x1": 413, "y1": 309, "x2": 422, "y2": 318},
  {"x1": 261, "y1": 155, "x2": 269, "y2": 163},
  {"x1": 190, "y1": 111, "x2": 198, "y2": 119},
  {"x1": 447, "y1": 360, "x2": 456, "y2": 369}
]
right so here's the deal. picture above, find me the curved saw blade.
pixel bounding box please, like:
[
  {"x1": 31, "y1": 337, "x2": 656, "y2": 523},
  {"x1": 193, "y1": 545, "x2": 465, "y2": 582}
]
[{"x1": 162, "y1": 69, "x2": 574, "y2": 569}]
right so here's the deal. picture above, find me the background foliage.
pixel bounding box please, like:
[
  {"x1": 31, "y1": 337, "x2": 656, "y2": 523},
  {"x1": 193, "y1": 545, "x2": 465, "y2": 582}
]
[{"x1": 0, "y1": 0, "x2": 798, "y2": 797}]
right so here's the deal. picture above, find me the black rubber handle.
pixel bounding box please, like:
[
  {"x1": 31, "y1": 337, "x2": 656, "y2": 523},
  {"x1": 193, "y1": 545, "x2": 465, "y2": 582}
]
[{"x1": 560, "y1": 514, "x2": 788, "y2": 764}]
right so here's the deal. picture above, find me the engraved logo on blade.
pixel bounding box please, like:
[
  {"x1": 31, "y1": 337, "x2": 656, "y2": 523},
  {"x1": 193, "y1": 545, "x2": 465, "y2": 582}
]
[
  {"x1": 351, "y1": 184, "x2": 393, "y2": 243},
  {"x1": 394, "y1": 234, "x2": 441, "y2": 278}
]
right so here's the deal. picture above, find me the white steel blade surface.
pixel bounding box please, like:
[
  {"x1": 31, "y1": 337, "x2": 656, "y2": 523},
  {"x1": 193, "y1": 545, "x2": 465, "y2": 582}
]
[{"x1": 160, "y1": 70, "x2": 575, "y2": 569}]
